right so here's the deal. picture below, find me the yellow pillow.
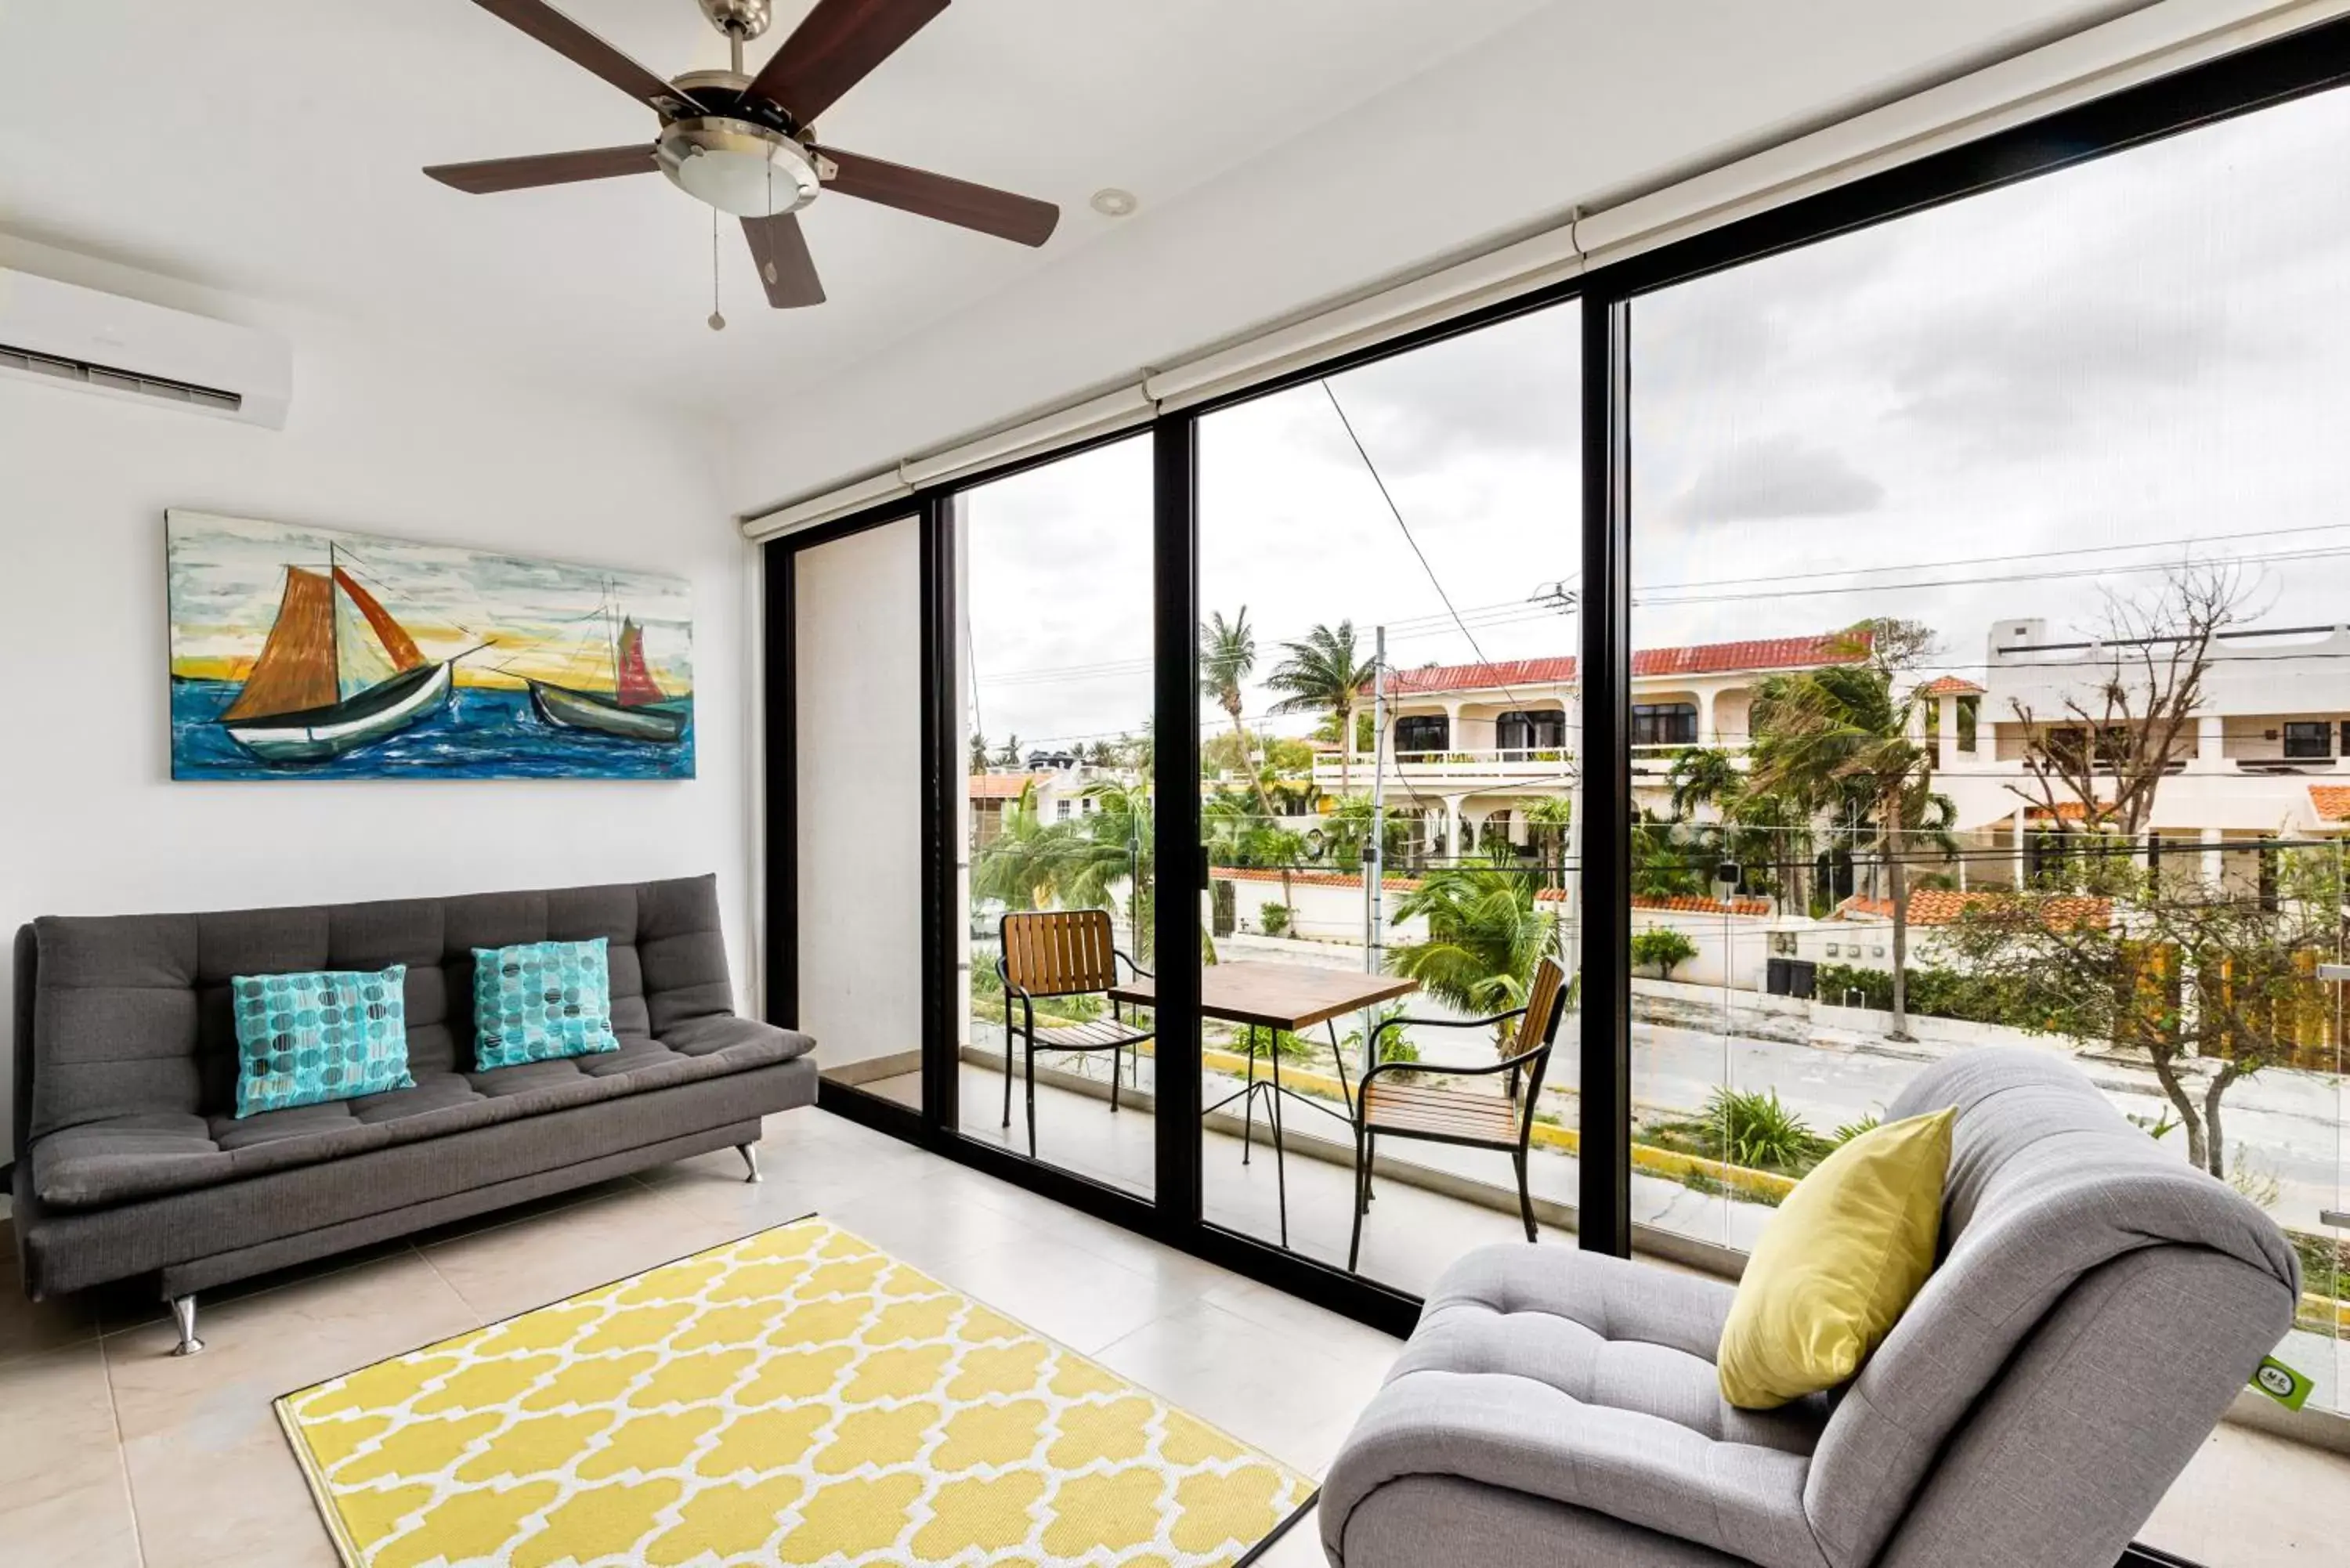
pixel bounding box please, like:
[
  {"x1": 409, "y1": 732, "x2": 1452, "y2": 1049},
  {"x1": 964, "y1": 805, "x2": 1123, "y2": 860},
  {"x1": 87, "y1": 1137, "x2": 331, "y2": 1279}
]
[{"x1": 1716, "y1": 1107, "x2": 1954, "y2": 1410}]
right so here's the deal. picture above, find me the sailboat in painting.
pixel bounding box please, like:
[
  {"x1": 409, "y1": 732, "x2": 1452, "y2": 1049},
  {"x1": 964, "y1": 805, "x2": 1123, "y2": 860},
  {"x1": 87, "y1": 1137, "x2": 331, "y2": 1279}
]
[
  {"x1": 524, "y1": 594, "x2": 689, "y2": 744},
  {"x1": 217, "y1": 553, "x2": 453, "y2": 762}
]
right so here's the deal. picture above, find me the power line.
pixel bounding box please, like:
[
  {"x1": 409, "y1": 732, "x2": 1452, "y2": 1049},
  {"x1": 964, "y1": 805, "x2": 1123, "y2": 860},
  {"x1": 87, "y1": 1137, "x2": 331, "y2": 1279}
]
[
  {"x1": 1632, "y1": 516, "x2": 2350, "y2": 596},
  {"x1": 1320, "y1": 378, "x2": 1544, "y2": 713}
]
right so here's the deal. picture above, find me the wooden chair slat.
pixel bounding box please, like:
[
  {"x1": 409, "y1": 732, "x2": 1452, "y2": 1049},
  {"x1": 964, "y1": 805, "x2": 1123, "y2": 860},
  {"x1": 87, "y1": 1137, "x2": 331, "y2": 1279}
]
[{"x1": 1002, "y1": 909, "x2": 1118, "y2": 996}]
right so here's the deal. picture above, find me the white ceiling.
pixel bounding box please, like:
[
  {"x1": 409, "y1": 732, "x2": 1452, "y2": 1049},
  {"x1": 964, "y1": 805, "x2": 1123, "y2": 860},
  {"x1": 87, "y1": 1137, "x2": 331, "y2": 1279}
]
[{"x1": 0, "y1": 0, "x2": 1553, "y2": 411}]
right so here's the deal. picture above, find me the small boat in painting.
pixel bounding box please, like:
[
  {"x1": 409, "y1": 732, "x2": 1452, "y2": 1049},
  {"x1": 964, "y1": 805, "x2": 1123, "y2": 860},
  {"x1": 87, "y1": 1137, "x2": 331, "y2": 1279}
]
[
  {"x1": 525, "y1": 610, "x2": 689, "y2": 744},
  {"x1": 217, "y1": 555, "x2": 454, "y2": 763}
]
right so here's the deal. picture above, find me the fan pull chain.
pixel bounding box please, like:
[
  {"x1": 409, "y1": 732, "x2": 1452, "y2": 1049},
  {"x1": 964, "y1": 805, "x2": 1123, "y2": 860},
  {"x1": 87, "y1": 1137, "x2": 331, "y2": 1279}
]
[{"x1": 707, "y1": 207, "x2": 726, "y2": 332}]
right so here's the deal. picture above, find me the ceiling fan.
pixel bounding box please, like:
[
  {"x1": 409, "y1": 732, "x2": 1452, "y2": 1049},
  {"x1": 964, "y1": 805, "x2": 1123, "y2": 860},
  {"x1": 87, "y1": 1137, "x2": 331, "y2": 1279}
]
[{"x1": 425, "y1": 0, "x2": 1060, "y2": 310}]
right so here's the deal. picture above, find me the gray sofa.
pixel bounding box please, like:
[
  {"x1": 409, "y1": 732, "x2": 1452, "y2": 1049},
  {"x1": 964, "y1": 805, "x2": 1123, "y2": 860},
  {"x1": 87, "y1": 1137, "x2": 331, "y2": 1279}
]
[
  {"x1": 9, "y1": 874, "x2": 815, "y2": 1352},
  {"x1": 1321, "y1": 1048, "x2": 2301, "y2": 1568}
]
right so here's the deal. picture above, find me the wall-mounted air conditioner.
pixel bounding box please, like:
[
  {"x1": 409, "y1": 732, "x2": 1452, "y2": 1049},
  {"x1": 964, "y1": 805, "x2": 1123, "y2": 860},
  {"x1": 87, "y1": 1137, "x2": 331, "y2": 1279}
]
[{"x1": 0, "y1": 268, "x2": 291, "y2": 428}]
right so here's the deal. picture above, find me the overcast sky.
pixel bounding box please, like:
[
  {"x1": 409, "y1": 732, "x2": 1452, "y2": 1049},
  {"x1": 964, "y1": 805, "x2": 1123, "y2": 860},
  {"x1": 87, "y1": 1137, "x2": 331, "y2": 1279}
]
[{"x1": 961, "y1": 84, "x2": 2350, "y2": 757}]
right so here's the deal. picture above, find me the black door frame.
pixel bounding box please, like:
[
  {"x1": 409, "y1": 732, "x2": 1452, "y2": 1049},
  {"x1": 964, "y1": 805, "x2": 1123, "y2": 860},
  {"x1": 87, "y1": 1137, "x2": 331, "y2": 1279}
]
[{"x1": 764, "y1": 12, "x2": 2350, "y2": 1352}]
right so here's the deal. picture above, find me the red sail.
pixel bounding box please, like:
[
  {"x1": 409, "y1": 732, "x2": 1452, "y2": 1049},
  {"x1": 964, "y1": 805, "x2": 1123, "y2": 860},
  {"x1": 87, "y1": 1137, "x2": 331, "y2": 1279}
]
[
  {"x1": 219, "y1": 568, "x2": 338, "y2": 721},
  {"x1": 615, "y1": 618, "x2": 665, "y2": 707},
  {"x1": 331, "y1": 567, "x2": 425, "y2": 671}
]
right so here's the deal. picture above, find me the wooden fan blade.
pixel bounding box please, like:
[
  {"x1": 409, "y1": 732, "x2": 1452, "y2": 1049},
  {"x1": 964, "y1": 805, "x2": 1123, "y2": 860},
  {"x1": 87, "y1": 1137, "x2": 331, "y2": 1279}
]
[
  {"x1": 469, "y1": 0, "x2": 700, "y2": 113},
  {"x1": 748, "y1": 0, "x2": 948, "y2": 125},
  {"x1": 742, "y1": 213, "x2": 826, "y2": 307},
  {"x1": 813, "y1": 146, "x2": 1058, "y2": 247},
  {"x1": 424, "y1": 144, "x2": 657, "y2": 194}
]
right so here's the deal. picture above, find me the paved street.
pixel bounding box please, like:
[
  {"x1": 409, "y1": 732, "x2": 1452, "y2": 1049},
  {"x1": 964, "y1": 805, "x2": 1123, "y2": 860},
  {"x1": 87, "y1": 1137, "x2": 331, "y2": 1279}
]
[{"x1": 1210, "y1": 934, "x2": 2345, "y2": 1234}]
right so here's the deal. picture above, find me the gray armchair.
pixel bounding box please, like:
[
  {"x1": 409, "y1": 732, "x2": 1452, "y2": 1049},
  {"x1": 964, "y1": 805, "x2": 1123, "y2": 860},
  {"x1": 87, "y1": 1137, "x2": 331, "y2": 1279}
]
[{"x1": 1320, "y1": 1048, "x2": 2301, "y2": 1568}]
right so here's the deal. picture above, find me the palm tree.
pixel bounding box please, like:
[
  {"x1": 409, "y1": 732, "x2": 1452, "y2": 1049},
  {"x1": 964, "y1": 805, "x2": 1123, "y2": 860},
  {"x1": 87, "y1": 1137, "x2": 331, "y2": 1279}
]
[
  {"x1": 968, "y1": 730, "x2": 991, "y2": 775},
  {"x1": 1746, "y1": 624, "x2": 1943, "y2": 1039},
  {"x1": 1388, "y1": 850, "x2": 1559, "y2": 1057},
  {"x1": 1631, "y1": 810, "x2": 1710, "y2": 899},
  {"x1": 1521, "y1": 796, "x2": 1574, "y2": 890},
  {"x1": 1666, "y1": 746, "x2": 1742, "y2": 821},
  {"x1": 1265, "y1": 621, "x2": 1375, "y2": 794},
  {"x1": 970, "y1": 783, "x2": 1076, "y2": 912},
  {"x1": 994, "y1": 733, "x2": 1023, "y2": 769},
  {"x1": 1122, "y1": 720, "x2": 1154, "y2": 772},
  {"x1": 1061, "y1": 780, "x2": 1156, "y2": 959},
  {"x1": 1321, "y1": 793, "x2": 1406, "y2": 873},
  {"x1": 1199, "y1": 609, "x2": 1281, "y2": 828},
  {"x1": 1204, "y1": 790, "x2": 1303, "y2": 914}
]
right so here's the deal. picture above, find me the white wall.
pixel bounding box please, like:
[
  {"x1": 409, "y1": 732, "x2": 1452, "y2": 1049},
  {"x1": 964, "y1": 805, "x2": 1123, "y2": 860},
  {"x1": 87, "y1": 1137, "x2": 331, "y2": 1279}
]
[
  {"x1": 792, "y1": 518, "x2": 923, "y2": 1072},
  {"x1": 721, "y1": 0, "x2": 2131, "y2": 511},
  {"x1": 0, "y1": 249, "x2": 746, "y2": 1167}
]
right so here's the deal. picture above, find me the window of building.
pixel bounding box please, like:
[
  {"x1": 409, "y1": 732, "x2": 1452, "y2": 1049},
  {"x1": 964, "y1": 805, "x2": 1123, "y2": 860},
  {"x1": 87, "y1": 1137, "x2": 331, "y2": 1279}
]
[
  {"x1": 1394, "y1": 714, "x2": 1450, "y2": 753},
  {"x1": 2283, "y1": 721, "x2": 2331, "y2": 759},
  {"x1": 1630, "y1": 702, "x2": 1697, "y2": 747},
  {"x1": 1496, "y1": 708, "x2": 1567, "y2": 753}
]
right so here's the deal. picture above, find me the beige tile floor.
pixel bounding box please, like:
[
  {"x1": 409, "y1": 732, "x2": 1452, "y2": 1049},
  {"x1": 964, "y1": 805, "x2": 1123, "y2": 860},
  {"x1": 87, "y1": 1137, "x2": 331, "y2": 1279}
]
[{"x1": 1, "y1": 1101, "x2": 2342, "y2": 1566}]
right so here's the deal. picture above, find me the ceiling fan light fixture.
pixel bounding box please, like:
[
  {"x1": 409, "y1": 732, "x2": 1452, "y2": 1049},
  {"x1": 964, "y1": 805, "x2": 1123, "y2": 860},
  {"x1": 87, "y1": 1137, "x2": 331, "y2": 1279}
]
[{"x1": 657, "y1": 117, "x2": 819, "y2": 218}]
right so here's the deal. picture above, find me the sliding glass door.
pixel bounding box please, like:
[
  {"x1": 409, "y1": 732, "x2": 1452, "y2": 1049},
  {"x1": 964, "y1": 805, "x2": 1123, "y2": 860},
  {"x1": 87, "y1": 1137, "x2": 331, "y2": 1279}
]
[
  {"x1": 1624, "y1": 72, "x2": 2350, "y2": 1408},
  {"x1": 1191, "y1": 305, "x2": 1584, "y2": 1292},
  {"x1": 950, "y1": 436, "x2": 1156, "y2": 1197},
  {"x1": 758, "y1": 25, "x2": 2350, "y2": 1395}
]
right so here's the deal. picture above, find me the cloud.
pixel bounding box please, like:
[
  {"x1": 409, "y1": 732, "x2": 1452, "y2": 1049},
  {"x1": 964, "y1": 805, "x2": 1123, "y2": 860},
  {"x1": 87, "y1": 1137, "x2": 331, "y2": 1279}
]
[
  {"x1": 1883, "y1": 295, "x2": 2234, "y2": 453},
  {"x1": 1670, "y1": 435, "x2": 1884, "y2": 521}
]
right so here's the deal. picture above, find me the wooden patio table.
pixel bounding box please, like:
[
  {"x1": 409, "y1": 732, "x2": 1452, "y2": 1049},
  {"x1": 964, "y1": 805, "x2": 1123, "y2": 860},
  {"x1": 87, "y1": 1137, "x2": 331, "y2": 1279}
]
[{"x1": 1108, "y1": 960, "x2": 1418, "y2": 1245}]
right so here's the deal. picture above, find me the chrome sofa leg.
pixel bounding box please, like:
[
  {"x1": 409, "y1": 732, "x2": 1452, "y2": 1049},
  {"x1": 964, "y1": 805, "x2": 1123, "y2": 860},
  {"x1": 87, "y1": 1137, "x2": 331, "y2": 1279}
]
[
  {"x1": 168, "y1": 1295, "x2": 205, "y2": 1357},
  {"x1": 736, "y1": 1143, "x2": 762, "y2": 1183}
]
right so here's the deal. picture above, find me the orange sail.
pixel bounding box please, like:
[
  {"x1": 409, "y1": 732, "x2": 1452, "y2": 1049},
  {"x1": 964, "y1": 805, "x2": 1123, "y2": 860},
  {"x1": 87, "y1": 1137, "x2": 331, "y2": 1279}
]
[
  {"x1": 615, "y1": 618, "x2": 665, "y2": 707},
  {"x1": 219, "y1": 569, "x2": 338, "y2": 721},
  {"x1": 331, "y1": 567, "x2": 425, "y2": 670}
]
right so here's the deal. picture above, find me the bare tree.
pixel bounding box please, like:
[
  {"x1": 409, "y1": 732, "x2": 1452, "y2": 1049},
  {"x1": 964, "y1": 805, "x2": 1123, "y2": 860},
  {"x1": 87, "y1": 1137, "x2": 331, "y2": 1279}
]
[
  {"x1": 1957, "y1": 562, "x2": 2313, "y2": 1183},
  {"x1": 2005, "y1": 562, "x2": 2251, "y2": 842},
  {"x1": 1941, "y1": 851, "x2": 2333, "y2": 1180}
]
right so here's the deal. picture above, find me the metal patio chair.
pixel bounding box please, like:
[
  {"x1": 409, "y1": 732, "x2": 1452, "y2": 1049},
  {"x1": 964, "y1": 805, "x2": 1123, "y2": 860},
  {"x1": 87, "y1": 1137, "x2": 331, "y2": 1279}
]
[
  {"x1": 997, "y1": 909, "x2": 1155, "y2": 1158},
  {"x1": 1348, "y1": 956, "x2": 1571, "y2": 1273}
]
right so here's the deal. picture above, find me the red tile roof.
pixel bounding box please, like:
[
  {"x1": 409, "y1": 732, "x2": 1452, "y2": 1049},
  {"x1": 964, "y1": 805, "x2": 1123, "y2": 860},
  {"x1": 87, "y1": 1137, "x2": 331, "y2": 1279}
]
[
  {"x1": 967, "y1": 772, "x2": 1054, "y2": 800},
  {"x1": 1918, "y1": 675, "x2": 1986, "y2": 696},
  {"x1": 1838, "y1": 890, "x2": 2110, "y2": 929},
  {"x1": 1380, "y1": 631, "x2": 1868, "y2": 695},
  {"x1": 1382, "y1": 656, "x2": 1580, "y2": 695},
  {"x1": 2312, "y1": 786, "x2": 2350, "y2": 822},
  {"x1": 1615, "y1": 893, "x2": 1775, "y2": 916}
]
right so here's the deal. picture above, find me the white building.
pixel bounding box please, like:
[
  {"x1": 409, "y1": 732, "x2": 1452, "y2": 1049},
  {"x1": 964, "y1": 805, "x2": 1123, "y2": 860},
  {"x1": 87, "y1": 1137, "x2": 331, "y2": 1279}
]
[{"x1": 1317, "y1": 620, "x2": 2350, "y2": 886}]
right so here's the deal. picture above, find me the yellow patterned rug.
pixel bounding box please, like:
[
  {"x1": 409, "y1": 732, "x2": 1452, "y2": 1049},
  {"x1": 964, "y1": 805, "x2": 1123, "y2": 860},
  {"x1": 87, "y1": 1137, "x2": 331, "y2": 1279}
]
[{"x1": 276, "y1": 1216, "x2": 1318, "y2": 1566}]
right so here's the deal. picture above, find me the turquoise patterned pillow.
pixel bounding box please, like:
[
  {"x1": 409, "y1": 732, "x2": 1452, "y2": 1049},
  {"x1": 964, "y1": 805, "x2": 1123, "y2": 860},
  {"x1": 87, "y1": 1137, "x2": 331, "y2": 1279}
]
[
  {"x1": 472, "y1": 938, "x2": 621, "y2": 1069},
  {"x1": 230, "y1": 966, "x2": 414, "y2": 1118}
]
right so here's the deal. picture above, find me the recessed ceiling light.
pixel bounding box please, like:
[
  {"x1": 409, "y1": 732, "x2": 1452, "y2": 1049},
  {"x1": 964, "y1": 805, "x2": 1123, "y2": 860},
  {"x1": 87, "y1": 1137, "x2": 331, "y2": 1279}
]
[{"x1": 1090, "y1": 188, "x2": 1139, "y2": 217}]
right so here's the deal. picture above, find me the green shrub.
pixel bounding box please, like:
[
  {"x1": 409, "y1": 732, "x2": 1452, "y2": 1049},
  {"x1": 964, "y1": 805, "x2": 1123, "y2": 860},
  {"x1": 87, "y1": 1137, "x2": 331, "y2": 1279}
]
[
  {"x1": 1631, "y1": 925, "x2": 1699, "y2": 981},
  {"x1": 1830, "y1": 1114, "x2": 1881, "y2": 1146},
  {"x1": 1812, "y1": 962, "x2": 2040, "y2": 1028},
  {"x1": 1707, "y1": 1087, "x2": 1829, "y2": 1169},
  {"x1": 1644, "y1": 1088, "x2": 1832, "y2": 1176},
  {"x1": 1260, "y1": 901, "x2": 1293, "y2": 938}
]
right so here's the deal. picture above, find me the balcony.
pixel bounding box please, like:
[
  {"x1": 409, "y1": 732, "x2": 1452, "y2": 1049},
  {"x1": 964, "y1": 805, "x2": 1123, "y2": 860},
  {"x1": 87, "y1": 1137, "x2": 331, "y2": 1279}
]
[
  {"x1": 1311, "y1": 746, "x2": 1582, "y2": 793},
  {"x1": 1308, "y1": 742, "x2": 1770, "y2": 796}
]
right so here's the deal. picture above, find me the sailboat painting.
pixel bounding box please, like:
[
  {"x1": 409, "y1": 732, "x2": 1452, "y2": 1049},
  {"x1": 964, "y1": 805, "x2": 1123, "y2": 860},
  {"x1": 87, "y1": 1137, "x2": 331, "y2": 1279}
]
[{"x1": 168, "y1": 511, "x2": 693, "y2": 780}]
